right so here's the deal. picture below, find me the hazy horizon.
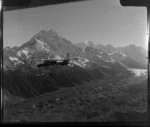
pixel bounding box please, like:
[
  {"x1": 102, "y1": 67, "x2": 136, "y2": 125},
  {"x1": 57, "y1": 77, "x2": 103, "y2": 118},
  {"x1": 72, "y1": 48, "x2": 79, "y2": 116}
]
[{"x1": 4, "y1": 0, "x2": 147, "y2": 50}]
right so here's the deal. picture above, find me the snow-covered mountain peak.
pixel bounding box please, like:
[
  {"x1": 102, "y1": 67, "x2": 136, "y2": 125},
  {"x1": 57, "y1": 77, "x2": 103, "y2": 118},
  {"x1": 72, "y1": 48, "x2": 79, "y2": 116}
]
[
  {"x1": 35, "y1": 39, "x2": 50, "y2": 52},
  {"x1": 84, "y1": 40, "x2": 96, "y2": 48},
  {"x1": 47, "y1": 29, "x2": 59, "y2": 36},
  {"x1": 31, "y1": 29, "x2": 60, "y2": 42}
]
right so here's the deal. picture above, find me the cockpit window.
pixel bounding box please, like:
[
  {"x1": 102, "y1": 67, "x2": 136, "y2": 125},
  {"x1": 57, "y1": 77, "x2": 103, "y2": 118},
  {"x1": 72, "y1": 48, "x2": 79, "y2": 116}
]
[{"x1": 3, "y1": 0, "x2": 148, "y2": 123}]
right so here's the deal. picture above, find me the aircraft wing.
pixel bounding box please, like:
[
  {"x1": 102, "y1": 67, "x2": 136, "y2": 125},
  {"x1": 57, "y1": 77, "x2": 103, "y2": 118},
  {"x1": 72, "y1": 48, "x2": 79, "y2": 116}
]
[{"x1": 68, "y1": 57, "x2": 80, "y2": 60}]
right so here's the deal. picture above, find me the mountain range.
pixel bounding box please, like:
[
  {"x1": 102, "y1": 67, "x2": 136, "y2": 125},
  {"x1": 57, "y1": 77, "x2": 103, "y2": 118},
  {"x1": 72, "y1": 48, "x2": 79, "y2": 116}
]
[
  {"x1": 76, "y1": 41, "x2": 147, "y2": 69},
  {"x1": 3, "y1": 29, "x2": 147, "y2": 99}
]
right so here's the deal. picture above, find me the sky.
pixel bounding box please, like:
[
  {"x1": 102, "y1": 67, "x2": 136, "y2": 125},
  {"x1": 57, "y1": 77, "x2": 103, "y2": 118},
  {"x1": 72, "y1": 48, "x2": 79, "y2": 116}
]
[{"x1": 4, "y1": 0, "x2": 147, "y2": 49}]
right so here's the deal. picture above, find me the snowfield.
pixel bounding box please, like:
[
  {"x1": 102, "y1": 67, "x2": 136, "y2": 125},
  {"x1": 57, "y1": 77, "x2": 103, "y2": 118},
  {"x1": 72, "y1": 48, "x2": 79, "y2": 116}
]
[
  {"x1": 128, "y1": 68, "x2": 147, "y2": 77},
  {"x1": 17, "y1": 48, "x2": 30, "y2": 58},
  {"x1": 70, "y1": 58, "x2": 89, "y2": 68},
  {"x1": 35, "y1": 39, "x2": 50, "y2": 52},
  {"x1": 9, "y1": 57, "x2": 24, "y2": 65},
  {"x1": 9, "y1": 56, "x2": 19, "y2": 62}
]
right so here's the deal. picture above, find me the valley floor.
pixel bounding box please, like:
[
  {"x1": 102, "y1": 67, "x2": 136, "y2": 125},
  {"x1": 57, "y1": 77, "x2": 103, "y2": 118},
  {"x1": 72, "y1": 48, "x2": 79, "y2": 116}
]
[{"x1": 3, "y1": 76, "x2": 148, "y2": 123}]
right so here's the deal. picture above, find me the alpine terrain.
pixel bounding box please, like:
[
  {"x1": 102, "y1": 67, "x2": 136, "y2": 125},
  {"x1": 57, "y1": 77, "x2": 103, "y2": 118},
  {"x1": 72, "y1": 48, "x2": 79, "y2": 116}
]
[{"x1": 3, "y1": 30, "x2": 148, "y2": 122}]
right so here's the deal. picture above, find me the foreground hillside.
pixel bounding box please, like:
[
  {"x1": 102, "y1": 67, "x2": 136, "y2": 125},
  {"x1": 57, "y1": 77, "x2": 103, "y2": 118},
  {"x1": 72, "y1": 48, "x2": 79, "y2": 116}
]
[{"x1": 4, "y1": 75, "x2": 147, "y2": 122}]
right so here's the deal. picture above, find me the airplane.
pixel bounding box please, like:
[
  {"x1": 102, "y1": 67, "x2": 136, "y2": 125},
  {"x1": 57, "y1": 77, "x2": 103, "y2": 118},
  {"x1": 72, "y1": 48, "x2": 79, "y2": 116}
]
[
  {"x1": 37, "y1": 53, "x2": 79, "y2": 68},
  {"x1": 36, "y1": 53, "x2": 79, "y2": 76}
]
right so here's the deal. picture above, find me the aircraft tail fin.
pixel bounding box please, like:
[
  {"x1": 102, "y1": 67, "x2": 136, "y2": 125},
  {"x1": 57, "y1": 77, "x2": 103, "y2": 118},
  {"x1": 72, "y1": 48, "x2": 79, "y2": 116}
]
[{"x1": 66, "y1": 53, "x2": 70, "y2": 59}]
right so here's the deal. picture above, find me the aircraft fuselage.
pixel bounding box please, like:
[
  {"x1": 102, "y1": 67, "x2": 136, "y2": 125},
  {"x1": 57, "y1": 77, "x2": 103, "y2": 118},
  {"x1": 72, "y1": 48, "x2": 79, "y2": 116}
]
[{"x1": 37, "y1": 59, "x2": 70, "y2": 68}]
